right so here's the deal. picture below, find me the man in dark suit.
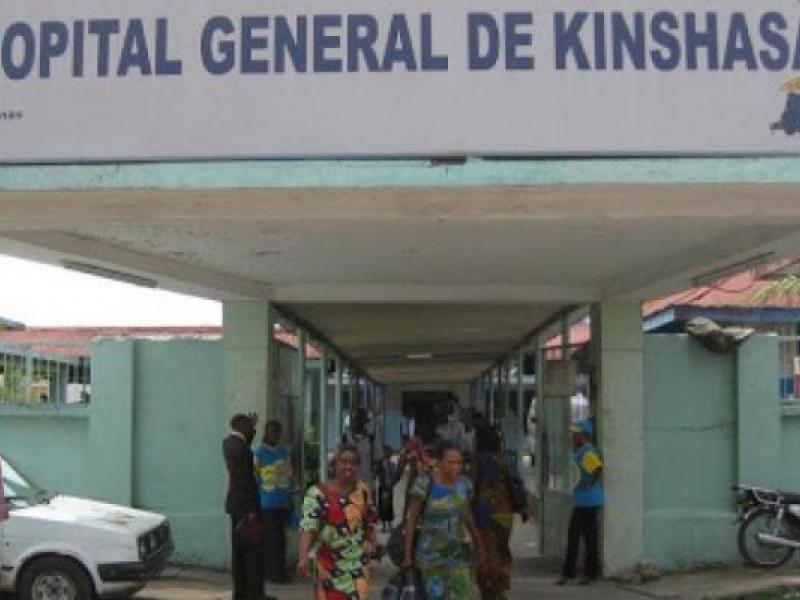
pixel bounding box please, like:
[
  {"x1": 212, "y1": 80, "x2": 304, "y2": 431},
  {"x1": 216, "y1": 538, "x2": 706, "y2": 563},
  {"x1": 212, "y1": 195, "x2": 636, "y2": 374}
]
[{"x1": 223, "y1": 413, "x2": 268, "y2": 600}]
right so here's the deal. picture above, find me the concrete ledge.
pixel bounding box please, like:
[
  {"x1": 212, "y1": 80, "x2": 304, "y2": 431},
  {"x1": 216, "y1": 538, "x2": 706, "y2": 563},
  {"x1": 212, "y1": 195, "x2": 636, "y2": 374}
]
[
  {"x1": 0, "y1": 403, "x2": 90, "y2": 419},
  {"x1": 781, "y1": 403, "x2": 800, "y2": 418},
  {"x1": 4, "y1": 157, "x2": 800, "y2": 191}
]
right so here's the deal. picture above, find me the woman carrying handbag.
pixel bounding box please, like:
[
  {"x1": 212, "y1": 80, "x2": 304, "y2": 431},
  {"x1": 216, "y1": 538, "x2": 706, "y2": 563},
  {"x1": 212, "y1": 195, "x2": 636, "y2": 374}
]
[{"x1": 401, "y1": 441, "x2": 489, "y2": 600}]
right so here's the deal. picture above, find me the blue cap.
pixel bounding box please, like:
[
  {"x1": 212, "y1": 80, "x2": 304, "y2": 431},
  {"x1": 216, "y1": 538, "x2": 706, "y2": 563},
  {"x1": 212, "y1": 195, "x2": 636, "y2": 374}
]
[{"x1": 570, "y1": 419, "x2": 593, "y2": 437}]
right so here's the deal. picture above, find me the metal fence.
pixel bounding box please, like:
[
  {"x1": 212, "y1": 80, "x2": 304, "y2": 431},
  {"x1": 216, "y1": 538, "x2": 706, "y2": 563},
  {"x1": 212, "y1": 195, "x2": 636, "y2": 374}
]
[
  {"x1": 779, "y1": 336, "x2": 800, "y2": 402},
  {"x1": 0, "y1": 342, "x2": 91, "y2": 405}
]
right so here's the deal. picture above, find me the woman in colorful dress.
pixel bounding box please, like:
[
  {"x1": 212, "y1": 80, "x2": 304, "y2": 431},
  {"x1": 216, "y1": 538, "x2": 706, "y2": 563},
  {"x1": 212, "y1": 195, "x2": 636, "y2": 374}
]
[
  {"x1": 472, "y1": 426, "x2": 527, "y2": 600},
  {"x1": 297, "y1": 445, "x2": 377, "y2": 600},
  {"x1": 402, "y1": 441, "x2": 488, "y2": 600}
]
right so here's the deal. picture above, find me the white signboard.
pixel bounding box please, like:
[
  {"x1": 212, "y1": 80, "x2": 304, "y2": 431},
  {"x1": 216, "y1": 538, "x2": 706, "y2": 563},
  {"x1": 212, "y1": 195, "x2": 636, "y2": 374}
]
[{"x1": 2, "y1": 1, "x2": 800, "y2": 161}]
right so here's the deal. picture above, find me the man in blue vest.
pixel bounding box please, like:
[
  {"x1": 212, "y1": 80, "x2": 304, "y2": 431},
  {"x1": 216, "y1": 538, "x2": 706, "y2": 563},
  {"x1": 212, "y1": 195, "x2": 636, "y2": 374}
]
[{"x1": 557, "y1": 419, "x2": 603, "y2": 586}]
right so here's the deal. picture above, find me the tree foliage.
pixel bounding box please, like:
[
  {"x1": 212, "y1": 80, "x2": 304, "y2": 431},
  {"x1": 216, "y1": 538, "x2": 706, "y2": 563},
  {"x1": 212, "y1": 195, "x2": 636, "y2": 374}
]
[{"x1": 751, "y1": 275, "x2": 800, "y2": 304}]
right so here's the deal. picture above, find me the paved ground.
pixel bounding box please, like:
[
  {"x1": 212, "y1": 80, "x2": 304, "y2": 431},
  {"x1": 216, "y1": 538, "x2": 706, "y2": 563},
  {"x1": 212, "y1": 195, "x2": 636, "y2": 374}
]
[
  {"x1": 136, "y1": 561, "x2": 800, "y2": 600},
  {"x1": 133, "y1": 517, "x2": 800, "y2": 600}
]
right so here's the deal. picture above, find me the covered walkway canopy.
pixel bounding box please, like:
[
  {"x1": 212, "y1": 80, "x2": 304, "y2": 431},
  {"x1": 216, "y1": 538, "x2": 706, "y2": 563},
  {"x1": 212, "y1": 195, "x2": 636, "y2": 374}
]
[
  {"x1": 3, "y1": 157, "x2": 800, "y2": 382},
  {"x1": 4, "y1": 156, "x2": 800, "y2": 577}
]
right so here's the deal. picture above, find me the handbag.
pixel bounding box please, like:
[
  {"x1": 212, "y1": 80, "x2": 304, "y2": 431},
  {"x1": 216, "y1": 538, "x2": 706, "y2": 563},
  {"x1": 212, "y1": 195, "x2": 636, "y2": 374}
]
[
  {"x1": 388, "y1": 476, "x2": 433, "y2": 567},
  {"x1": 235, "y1": 514, "x2": 264, "y2": 545}
]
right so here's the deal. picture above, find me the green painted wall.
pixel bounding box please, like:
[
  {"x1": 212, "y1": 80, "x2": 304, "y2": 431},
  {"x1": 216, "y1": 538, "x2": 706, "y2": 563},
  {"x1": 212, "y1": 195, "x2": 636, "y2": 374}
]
[
  {"x1": 0, "y1": 338, "x2": 228, "y2": 569},
  {"x1": 131, "y1": 339, "x2": 226, "y2": 568},
  {"x1": 780, "y1": 414, "x2": 800, "y2": 491},
  {"x1": 0, "y1": 406, "x2": 91, "y2": 496},
  {"x1": 643, "y1": 335, "x2": 739, "y2": 571}
]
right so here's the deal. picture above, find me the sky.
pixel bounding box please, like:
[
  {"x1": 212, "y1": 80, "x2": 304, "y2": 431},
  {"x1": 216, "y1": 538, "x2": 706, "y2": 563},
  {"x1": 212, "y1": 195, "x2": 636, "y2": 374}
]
[{"x1": 0, "y1": 254, "x2": 222, "y2": 327}]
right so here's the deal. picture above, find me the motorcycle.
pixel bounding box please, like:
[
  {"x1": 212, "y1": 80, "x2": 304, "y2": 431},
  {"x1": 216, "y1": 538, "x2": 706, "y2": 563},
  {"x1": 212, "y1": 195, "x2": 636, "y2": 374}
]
[{"x1": 734, "y1": 484, "x2": 800, "y2": 568}]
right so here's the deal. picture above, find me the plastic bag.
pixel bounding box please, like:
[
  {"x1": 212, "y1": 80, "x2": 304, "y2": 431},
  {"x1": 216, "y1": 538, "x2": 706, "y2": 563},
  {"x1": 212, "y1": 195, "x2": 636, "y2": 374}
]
[
  {"x1": 381, "y1": 569, "x2": 405, "y2": 600},
  {"x1": 399, "y1": 568, "x2": 427, "y2": 600}
]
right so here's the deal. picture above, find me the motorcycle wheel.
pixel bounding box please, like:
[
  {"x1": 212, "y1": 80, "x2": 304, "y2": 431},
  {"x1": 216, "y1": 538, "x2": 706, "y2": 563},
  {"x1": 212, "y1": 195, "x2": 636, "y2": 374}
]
[{"x1": 738, "y1": 507, "x2": 796, "y2": 568}]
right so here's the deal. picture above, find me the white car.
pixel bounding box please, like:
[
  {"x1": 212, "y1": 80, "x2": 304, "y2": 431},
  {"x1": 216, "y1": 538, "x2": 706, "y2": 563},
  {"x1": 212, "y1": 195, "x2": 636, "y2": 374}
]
[{"x1": 1, "y1": 453, "x2": 173, "y2": 599}]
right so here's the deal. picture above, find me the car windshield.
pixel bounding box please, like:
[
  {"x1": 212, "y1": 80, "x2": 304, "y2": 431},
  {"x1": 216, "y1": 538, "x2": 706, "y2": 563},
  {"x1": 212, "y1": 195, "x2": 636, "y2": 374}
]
[{"x1": 2, "y1": 454, "x2": 48, "y2": 510}]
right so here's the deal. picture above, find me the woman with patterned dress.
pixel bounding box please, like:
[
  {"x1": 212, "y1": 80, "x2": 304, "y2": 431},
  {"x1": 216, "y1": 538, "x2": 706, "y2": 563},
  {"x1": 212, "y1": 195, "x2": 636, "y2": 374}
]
[
  {"x1": 298, "y1": 445, "x2": 378, "y2": 600},
  {"x1": 472, "y1": 426, "x2": 526, "y2": 600},
  {"x1": 402, "y1": 441, "x2": 488, "y2": 600}
]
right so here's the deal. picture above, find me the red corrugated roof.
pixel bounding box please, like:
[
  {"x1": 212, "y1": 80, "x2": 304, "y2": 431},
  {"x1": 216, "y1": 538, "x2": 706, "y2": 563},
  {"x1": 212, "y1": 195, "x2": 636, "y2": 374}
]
[
  {"x1": 546, "y1": 323, "x2": 591, "y2": 348},
  {"x1": 0, "y1": 326, "x2": 321, "y2": 359},
  {"x1": 643, "y1": 270, "x2": 800, "y2": 317}
]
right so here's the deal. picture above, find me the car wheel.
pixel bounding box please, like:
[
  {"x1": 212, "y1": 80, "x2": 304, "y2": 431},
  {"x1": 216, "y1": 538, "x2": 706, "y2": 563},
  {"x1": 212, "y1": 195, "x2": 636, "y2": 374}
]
[{"x1": 18, "y1": 556, "x2": 94, "y2": 600}]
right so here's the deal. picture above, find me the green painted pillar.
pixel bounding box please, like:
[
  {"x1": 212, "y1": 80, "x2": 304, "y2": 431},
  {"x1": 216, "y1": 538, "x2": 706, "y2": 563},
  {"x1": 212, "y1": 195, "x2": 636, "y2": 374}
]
[
  {"x1": 593, "y1": 301, "x2": 644, "y2": 578},
  {"x1": 319, "y1": 350, "x2": 328, "y2": 483},
  {"x1": 534, "y1": 335, "x2": 546, "y2": 549},
  {"x1": 89, "y1": 339, "x2": 135, "y2": 505},
  {"x1": 294, "y1": 328, "x2": 308, "y2": 490},
  {"x1": 222, "y1": 300, "x2": 276, "y2": 425},
  {"x1": 737, "y1": 336, "x2": 781, "y2": 487},
  {"x1": 333, "y1": 358, "x2": 343, "y2": 446}
]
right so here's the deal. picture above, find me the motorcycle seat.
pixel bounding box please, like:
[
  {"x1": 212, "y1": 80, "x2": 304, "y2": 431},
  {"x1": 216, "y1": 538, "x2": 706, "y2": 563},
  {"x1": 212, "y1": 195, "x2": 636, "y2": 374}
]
[{"x1": 780, "y1": 491, "x2": 800, "y2": 505}]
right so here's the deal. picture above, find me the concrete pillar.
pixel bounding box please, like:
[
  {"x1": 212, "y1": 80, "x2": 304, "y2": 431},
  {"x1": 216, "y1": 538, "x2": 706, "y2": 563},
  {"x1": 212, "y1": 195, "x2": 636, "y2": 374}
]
[
  {"x1": 223, "y1": 300, "x2": 276, "y2": 424},
  {"x1": 517, "y1": 349, "x2": 524, "y2": 417},
  {"x1": 319, "y1": 350, "x2": 328, "y2": 483},
  {"x1": 592, "y1": 301, "x2": 644, "y2": 579},
  {"x1": 737, "y1": 336, "x2": 781, "y2": 487},
  {"x1": 333, "y1": 358, "x2": 343, "y2": 446},
  {"x1": 296, "y1": 329, "x2": 308, "y2": 455},
  {"x1": 90, "y1": 339, "x2": 135, "y2": 505}
]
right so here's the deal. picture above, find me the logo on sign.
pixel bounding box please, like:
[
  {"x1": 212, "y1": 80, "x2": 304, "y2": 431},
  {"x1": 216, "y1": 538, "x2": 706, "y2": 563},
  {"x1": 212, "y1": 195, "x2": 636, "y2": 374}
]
[{"x1": 771, "y1": 77, "x2": 800, "y2": 138}]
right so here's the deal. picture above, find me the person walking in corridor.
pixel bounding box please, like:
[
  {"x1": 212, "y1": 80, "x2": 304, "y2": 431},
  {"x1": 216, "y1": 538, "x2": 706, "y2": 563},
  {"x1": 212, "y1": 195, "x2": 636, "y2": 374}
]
[
  {"x1": 254, "y1": 420, "x2": 293, "y2": 584},
  {"x1": 297, "y1": 444, "x2": 377, "y2": 600},
  {"x1": 223, "y1": 413, "x2": 268, "y2": 600},
  {"x1": 402, "y1": 441, "x2": 488, "y2": 600},
  {"x1": 472, "y1": 426, "x2": 528, "y2": 600},
  {"x1": 557, "y1": 419, "x2": 603, "y2": 586},
  {"x1": 376, "y1": 444, "x2": 397, "y2": 532}
]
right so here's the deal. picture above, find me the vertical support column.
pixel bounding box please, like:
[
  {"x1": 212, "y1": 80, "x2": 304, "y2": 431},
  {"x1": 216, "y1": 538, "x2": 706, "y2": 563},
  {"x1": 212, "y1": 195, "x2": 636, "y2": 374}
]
[
  {"x1": 501, "y1": 361, "x2": 510, "y2": 421},
  {"x1": 491, "y1": 366, "x2": 499, "y2": 424},
  {"x1": 534, "y1": 335, "x2": 546, "y2": 549},
  {"x1": 333, "y1": 358, "x2": 343, "y2": 447},
  {"x1": 90, "y1": 339, "x2": 135, "y2": 505},
  {"x1": 593, "y1": 301, "x2": 644, "y2": 578},
  {"x1": 737, "y1": 336, "x2": 781, "y2": 487},
  {"x1": 293, "y1": 328, "x2": 308, "y2": 492},
  {"x1": 517, "y1": 349, "x2": 525, "y2": 418},
  {"x1": 223, "y1": 300, "x2": 275, "y2": 421},
  {"x1": 319, "y1": 350, "x2": 329, "y2": 483},
  {"x1": 514, "y1": 348, "x2": 525, "y2": 471}
]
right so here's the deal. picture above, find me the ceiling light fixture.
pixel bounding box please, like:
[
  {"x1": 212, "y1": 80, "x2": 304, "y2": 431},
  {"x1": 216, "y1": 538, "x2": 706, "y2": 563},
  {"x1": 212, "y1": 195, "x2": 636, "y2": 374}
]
[
  {"x1": 406, "y1": 352, "x2": 433, "y2": 360},
  {"x1": 691, "y1": 252, "x2": 775, "y2": 288},
  {"x1": 61, "y1": 260, "x2": 159, "y2": 288}
]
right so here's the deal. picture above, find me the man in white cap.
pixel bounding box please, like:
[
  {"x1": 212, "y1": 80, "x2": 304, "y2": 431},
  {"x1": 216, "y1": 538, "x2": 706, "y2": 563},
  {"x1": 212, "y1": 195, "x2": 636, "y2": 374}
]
[{"x1": 557, "y1": 419, "x2": 603, "y2": 586}]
